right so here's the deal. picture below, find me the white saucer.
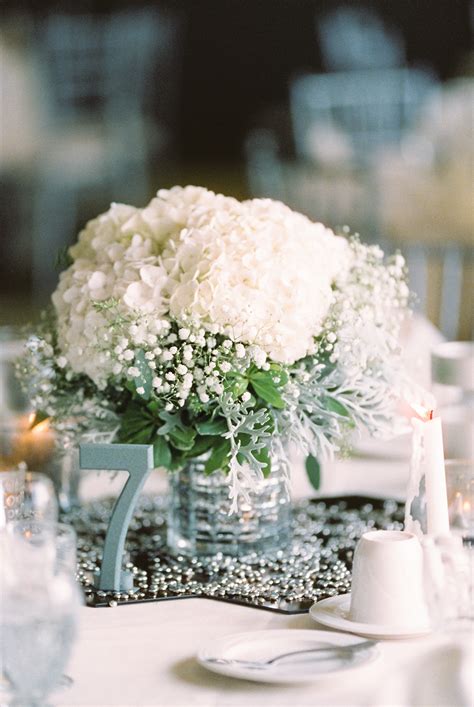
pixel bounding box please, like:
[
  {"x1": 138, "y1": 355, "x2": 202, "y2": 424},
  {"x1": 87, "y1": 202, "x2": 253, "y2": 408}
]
[
  {"x1": 198, "y1": 629, "x2": 379, "y2": 684},
  {"x1": 310, "y1": 594, "x2": 431, "y2": 639}
]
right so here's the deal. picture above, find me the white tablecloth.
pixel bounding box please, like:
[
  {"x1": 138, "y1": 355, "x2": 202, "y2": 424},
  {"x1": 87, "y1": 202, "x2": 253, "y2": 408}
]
[{"x1": 55, "y1": 436, "x2": 472, "y2": 707}]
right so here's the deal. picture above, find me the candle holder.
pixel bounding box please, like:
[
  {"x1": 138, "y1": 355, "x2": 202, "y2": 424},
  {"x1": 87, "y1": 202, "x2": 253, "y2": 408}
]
[
  {"x1": 445, "y1": 459, "x2": 474, "y2": 544},
  {"x1": 0, "y1": 416, "x2": 83, "y2": 513},
  {"x1": 0, "y1": 416, "x2": 55, "y2": 472}
]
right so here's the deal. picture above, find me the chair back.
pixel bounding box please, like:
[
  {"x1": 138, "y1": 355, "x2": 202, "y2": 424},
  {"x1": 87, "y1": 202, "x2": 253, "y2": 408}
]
[
  {"x1": 405, "y1": 243, "x2": 473, "y2": 341},
  {"x1": 317, "y1": 7, "x2": 405, "y2": 71},
  {"x1": 36, "y1": 10, "x2": 180, "y2": 126},
  {"x1": 245, "y1": 128, "x2": 377, "y2": 241},
  {"x1": 291, "y1": 69, "x2": 438, "y2": 164}
]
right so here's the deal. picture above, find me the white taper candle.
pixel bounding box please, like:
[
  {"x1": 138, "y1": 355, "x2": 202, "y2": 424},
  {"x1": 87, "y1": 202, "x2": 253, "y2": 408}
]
[{"x1": 412, "y1": 411, "x2": 450, "y2": 536}]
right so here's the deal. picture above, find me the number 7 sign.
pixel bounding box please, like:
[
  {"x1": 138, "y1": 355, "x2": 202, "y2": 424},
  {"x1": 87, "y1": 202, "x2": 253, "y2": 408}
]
[{"x1": 79, "y1": 443, "x2": 154, "y2": 592}]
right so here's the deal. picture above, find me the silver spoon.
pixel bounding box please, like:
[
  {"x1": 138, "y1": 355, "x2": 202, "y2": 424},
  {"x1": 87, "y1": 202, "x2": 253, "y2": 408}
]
[{"x1": 204, "y1": 639, "x2": 377, "y2": 670}]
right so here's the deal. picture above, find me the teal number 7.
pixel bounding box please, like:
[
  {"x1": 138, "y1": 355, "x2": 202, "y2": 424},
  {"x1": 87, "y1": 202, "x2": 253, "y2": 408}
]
[{"x1": 79, "y1": 443, "x2": 154, "y2": 592}]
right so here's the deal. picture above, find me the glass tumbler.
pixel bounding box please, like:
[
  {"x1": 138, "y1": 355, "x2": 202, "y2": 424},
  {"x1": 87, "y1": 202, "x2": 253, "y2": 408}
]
[
  {"x1": 0, "y1": 565, "x2": 82, "y2": 707},
  {"x1": 445, "y1": 459, "x2": 474, "y2": 544},
  {"x1": 8, "y1": 520, "x2": 77, "y2": 575}
]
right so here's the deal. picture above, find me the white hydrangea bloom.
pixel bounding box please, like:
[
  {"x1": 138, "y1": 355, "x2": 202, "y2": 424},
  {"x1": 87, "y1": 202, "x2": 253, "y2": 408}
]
[
  {"x1": 160, "y1": 190, "x2": 352, "y2": 363},
  {"x1": 52, "y1": 202, "x2": 168, "y2": 386},
  {"x1": 52, "y1": 186, "x2": 353, "y2": 384}
]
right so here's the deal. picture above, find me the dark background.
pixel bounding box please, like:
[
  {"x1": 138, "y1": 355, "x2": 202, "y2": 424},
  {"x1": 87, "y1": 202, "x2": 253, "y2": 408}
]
[
  {"x1": 2, "y1": 0, "x2": 471, "y2": 162},
  {"x1": 0, "y1": 0, "x2": 472, "y2": 330}
]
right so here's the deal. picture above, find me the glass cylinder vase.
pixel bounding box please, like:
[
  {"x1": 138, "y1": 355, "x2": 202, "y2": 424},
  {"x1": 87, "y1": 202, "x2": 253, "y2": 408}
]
[{"x1": 167, "y1": 457, "x2": 292, "y2": 557}]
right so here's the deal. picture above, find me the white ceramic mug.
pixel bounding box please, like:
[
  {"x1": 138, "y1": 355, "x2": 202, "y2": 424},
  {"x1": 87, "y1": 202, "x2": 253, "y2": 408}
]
[{"x1": 349, "y1": 529, "x2": 430, "y2": 628}]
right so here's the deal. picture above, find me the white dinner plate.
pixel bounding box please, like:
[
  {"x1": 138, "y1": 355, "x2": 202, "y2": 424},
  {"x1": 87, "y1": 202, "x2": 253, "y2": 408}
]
[
  {"x1": 310, "y1": 594, "x2": 432, "y2": 639},
  {"x1": 197, "y1": 629, "x2": 379, "y2": 684}
]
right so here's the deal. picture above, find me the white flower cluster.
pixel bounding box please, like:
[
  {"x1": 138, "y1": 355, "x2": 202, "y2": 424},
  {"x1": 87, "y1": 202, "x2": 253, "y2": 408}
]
[
  {"x1": 321, "y1": 240, "x2": 409, "y2": 375},
  {"x1": 128, "y1": 325, "x2": 267, "y2": 410},
  {"x1": 19, "y1": 187, "x2": 413, "y2": 508},
  {"x1": 17, "y1": 330, "x2": 118, "y2": 446},
  {"x1": 52, "y1": 187, "x2": 352, "y2": 387}
]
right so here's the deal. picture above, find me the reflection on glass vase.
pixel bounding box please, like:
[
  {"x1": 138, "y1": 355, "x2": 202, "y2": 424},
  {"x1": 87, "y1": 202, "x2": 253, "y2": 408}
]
[
  {"x1": 44, "y1": 446, "x2": 81, "y2": 513},
  {"x1": 35, "y1": 442, "x2": 81, "y2": 513},
  {"x1": 167, "y1": 456, "x2": 292, "y2": 557}
]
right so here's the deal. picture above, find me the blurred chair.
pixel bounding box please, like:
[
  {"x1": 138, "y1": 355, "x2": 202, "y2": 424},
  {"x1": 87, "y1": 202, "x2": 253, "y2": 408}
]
[
  {"x1": 317, "y1": 7, "x2": 405, "y2": 71},
  {"x1": 290, "y1": 68, "x2": 438, "y2": 166},
  {"x1": 405, "y1": 243, "x2": 473, "y2": 341},
  {"x1": 245, "y1": 127, "x2": 377, "y2": 240},
  {"x1": 246, "y1": 131, "x2": 473, "y2": 339},
  {"x1": 31, "y1": 9, "x2": 182, "y2": 299}
]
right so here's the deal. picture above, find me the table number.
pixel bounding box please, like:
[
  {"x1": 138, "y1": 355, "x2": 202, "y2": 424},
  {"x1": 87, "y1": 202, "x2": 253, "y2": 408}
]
[{"x1": 79, "y1": 443, "x2": 154, "y2": 592}]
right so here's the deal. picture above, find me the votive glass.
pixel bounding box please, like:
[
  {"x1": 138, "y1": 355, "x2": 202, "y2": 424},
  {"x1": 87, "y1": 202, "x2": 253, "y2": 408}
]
[
  {"x1": 21, "y1": 471, "x2": 58, "y2": 522},
  {"x1": 445, "y1": 459, "x2": 474, "y2": 544},
  {"x1": 0, "y1": 468, "x2": 25, "y2": 527}
]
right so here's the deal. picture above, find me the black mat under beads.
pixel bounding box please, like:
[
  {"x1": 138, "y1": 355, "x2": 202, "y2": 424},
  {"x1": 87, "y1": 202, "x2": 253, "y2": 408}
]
[{"x1": 66, "y1": 495, "x2": 404, "y2": 613}]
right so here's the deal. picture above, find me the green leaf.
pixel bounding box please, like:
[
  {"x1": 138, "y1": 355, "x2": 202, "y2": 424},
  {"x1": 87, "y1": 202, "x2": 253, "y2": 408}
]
[
  {"x1": 132, "y1": 350, "x2": 152, "y2": 400},
  {"x1": 121, "y1": 425, "x2": 155, "y2": 444},
  {"x1": 305, "y1": 455, "x2": 321, "y2": 491},
  {"x1": 183, "y1": 435, "x2": 215, "y2": 459},
  {"x1": 157, "y1": 410, "x2": 182, "y2": 435},
  {"x1": 204, "y1": 439, "x2": 231, "y2": 474},
  {"x1": 324, "y1": 397, "x2": 350, "y2": 417},
  {"x1": 168, "y1": 425, "x2": 196, "y2": 451},
  {"x1": 228, "y1": 374, "x2": 249, "y2": 398},
  {"x1": 146, "y1": 400, "x2": 160, "y2": 415},
  {"x1": 153, "y1": 436, "x2": 172, "y2": 468},
  {"x1": 237, "y1": 433, "x2": 251, "y2": 448},
  {"x1": 118, "y1": 402, "x2": 154, "y2": 442},
  {"x1": 268, "y1": 364, "x2": 289, "y2": 386},
  {"x1": 168, "y1": 450, "x2": 186, "y2": 471},
  {"x1": 253, "y1": 446, "x2": 271, "y2": 477},
  {"x1": 195, "y1": 417, "x2": 228, "y2": 436},
  {"x1": 249, "y1": 371, "x2": 285, "y2": 409}
]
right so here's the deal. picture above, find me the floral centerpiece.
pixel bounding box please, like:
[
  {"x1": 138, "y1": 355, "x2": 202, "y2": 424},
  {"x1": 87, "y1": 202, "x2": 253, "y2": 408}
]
[{"x1": 19, "y1": 186, "x2": 411, "y2": 553}]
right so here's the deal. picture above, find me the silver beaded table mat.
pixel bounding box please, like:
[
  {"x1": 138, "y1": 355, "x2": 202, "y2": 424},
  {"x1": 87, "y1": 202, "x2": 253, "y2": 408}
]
[{"x1": 69, "y1": 495, "x2": 404, "y2": 613}]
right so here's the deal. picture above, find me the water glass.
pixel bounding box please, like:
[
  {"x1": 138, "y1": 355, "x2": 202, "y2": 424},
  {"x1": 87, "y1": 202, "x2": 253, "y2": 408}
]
[
  {"x1": 21, "y1": 471, "x2": 58, "y2": 522},
  {"x1": 8, "y1": 520, "x2": 77, "y2": 575},
  {"x1": 0, "y1": 564, "x2": 82, "y2": 707}
]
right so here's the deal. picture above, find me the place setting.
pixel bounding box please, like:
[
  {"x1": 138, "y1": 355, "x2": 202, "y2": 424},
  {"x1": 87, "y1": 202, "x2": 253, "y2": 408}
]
[{"x1": 197, "y1": 630, "x2": 379, "y2": 684}]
